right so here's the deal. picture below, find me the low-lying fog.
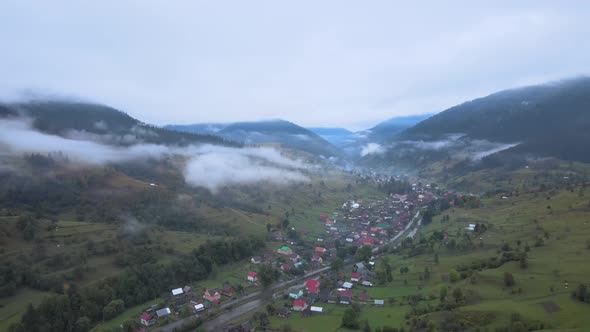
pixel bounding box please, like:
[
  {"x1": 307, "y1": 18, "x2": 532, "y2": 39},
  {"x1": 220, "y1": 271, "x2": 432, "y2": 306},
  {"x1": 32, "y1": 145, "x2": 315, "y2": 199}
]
[{"x1": 0, "y1": 117, "x2": 310, "y2": 192}]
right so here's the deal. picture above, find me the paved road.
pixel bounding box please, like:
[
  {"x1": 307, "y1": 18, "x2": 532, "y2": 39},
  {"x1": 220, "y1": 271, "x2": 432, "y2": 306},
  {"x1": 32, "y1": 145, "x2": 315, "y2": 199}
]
[
  {"x1": 373, "y1": 211, "x2": 421, "y2": 253},
  {"x1": 204, "y1": 299, "x2": 262, "y2": 330},
  {"x1": 155, "y1": 314, "x2": 200, "y2": 332}
]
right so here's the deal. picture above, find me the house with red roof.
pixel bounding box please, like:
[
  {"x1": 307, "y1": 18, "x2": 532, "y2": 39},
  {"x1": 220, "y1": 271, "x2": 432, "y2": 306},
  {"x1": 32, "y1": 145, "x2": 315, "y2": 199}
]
[
  {"x1": 292, "y1": 300, "x2": 308, "y2": 311},
  {"x1": 203, "y1": 289, "x2": 221, "y2": 304},
  {"x1": 306, "y1": 279, "x2": 320, "y2": 290},
  {"x1": 358, "y1": 292, "x2": 371, "y2": 301},
  {"x1": 351, "y1": 273, "x2": 362, "y2": 282},
  {"x1": 360, "y1": 237, "x2": 375, "y2": 246},
  {"x1": 140, "y1": 312, "x2": 156, "y2": 326},
  {"x1": 314, "y1": 247, "x2": 327, "y2": 255},
  {"x1": 247, "y1": 271, "x2": 257, "y2": 282}
]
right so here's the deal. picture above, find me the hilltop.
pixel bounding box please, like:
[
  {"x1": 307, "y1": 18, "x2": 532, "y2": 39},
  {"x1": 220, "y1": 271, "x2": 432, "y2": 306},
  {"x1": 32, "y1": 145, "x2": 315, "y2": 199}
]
[
  {"x1": 362, "y1": 77, "x2": 590, "y2": 173},
  {"x1": 168, "y1": 119, "x2": 343, "y2": 159}
]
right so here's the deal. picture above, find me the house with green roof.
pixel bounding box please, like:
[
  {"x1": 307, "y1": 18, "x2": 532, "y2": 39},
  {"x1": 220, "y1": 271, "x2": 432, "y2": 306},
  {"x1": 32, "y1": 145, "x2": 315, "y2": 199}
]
[{"x1": 277, "y1": 246, "x2": 293, "y2": 255}]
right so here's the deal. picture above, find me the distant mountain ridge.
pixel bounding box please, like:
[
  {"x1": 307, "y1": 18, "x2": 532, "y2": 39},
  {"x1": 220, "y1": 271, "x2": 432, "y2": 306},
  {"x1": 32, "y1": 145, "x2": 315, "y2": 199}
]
[
  {"x1": 167, "y1": 119, "x2": 343, "y2": 158},
  {"x1": 363, "y1": 76, "x2": 590, "y2": 170},
  {"x1": 1, "y1": 101, "x2": 234, "y2": 147},
  {"x1": 308, "y1": 114, "x2": 433, "y2": 150},
  {"x1": 366, "y1": 114, "x2": 434, "y2": 142},
  {"x1": 402, "y1": 77, "x2": 590, "y2": 160},
  {"x1": 165, "y1": 123, "x2": 227, "y2": 136}
]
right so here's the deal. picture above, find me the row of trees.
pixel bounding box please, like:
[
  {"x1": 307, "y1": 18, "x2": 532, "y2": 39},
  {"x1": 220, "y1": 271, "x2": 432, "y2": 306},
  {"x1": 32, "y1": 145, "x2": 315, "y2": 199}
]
[{"x1": 9, "y1": 237, "x2": 264, "y2": 332}]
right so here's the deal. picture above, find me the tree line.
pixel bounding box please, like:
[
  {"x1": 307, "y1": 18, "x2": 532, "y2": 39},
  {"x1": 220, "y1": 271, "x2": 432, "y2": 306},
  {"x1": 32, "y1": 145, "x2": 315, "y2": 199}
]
[{"x1": 8, "y1": 237, "x2": 264, "y2": 332}]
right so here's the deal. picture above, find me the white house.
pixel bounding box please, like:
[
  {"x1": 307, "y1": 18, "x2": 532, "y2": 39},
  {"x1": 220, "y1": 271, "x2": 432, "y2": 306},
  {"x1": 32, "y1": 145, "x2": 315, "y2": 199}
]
[
  {"x1": 310, "y1": 306, "x2": 323, "y2": 313},
  {"x1": 342, "y1": 282, "x2": 353, "y2": 289},
  {"x1": 156, "y1": 307, "x2": 171, "y2": 318},
  {"x1": 140, "y1": 312, "x2": 155, "y2": 326},
  {"x1": 193, "y1": 303, "x2": 205, "y2": 312},
  {"x1": 247, "y1": 271, "x2": 257, "y2": 282},
  {"x1": 374, "y1": 299, "x2": 384, "y2": 306},
  {"x1": 465, "y1": 224, "x2": 476, "y2": 231},
  {"x1": 171, "y1": 288, "x2": 184, "y2": 296}
]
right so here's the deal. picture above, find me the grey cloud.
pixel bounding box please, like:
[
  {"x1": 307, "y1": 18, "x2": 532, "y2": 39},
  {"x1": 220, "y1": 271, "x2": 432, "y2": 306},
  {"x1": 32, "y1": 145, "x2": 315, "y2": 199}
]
[{"x1": 0, "y1": 1, "x2": 588, "y2": 130}]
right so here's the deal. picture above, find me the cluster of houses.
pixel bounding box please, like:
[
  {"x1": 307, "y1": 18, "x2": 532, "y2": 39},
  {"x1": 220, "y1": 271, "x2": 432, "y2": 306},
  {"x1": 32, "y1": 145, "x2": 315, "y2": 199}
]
[
  {"x1": 245, "y1": 181, "x2": 447, "y2": 293},
  {"x1": 319, "y1": 190, "x2": 430, "y2": 251},
  {"x1": 137, "y1": 179, "x2": 449, "y2": 328},
  {"x1": 138, "y1": 280, "x2": 253, "y2": 328},
  {"x1": 280, "y1": 261, "x2": 386, "y2": 318}
]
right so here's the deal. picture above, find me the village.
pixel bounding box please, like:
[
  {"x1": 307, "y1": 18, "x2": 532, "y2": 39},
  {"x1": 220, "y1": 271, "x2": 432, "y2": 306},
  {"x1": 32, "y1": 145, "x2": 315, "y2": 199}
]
[{"x1": 134, "y1": 180, "x2": 454, "y2": 331}]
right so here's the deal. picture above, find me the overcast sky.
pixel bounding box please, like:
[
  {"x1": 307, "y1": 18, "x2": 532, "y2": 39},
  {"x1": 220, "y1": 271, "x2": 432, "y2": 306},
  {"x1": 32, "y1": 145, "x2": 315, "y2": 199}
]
[{"x1": 1, "y1": 1, "x2": 589, "y2": 130}]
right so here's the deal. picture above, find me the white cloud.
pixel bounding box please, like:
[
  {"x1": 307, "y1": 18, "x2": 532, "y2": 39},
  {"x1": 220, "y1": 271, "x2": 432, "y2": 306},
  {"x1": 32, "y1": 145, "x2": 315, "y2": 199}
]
[
  {"x1": 291, "y1": 134, "x2": 310, "y2": 141},
  {"x1": 0, "y1": 117, "x2": 309, "y2": 191},
  {"x1": 183, "y1": 151, "x2": 308, "y2": 192},
  {"x1": 360, "y1": 143, "x2": 385, "y2": 157},
  {"x1": 470, "y1": 143, "x2": 519, "y2": 160},
  {"x1": 93, "y1": 120, "x2": 108, "y2": 130}
]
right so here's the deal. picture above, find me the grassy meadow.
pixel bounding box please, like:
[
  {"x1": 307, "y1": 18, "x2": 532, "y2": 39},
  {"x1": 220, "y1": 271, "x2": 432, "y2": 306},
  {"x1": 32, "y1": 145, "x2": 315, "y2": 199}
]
[{"x1": 262, "y1": 181, "x2": 590, "y2": 331}]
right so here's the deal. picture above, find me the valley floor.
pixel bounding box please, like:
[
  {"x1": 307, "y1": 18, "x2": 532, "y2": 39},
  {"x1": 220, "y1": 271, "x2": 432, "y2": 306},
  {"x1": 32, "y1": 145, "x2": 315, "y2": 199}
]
[{"x1": 237, "y1": 182, "x2": 590, "y2": 331}]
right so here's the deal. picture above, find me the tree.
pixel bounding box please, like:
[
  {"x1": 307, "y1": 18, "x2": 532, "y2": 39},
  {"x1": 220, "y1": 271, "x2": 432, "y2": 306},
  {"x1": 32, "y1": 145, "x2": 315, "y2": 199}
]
[
  {"x1": 23, "y1": 223, "x2": 36, "y2": 241},
  {"x1": 440, "y1": 286, "x2": 448, "y2": 302},
  {"x1": 422, "y1": 208, "x2": 434, "y2": 224},
  {"x1": 331, "y1": 257, "x2": 344, "y2": 273},
  {"x1": 266, "y1": 223, "x2": 272, "y2": 232},
  {"x1": 235, "y1": 284, "x2": 244, "y2": 296},
  {"x1": 266, "y1": 303, "x2": 276, "y2": 316},
  {"x1": 122, "y1": 320, "x2": 135, "y2": 332},
  {"x1": 573, "y1": 284, "x2": 588, "y2": 302},
  {"x1": 21, "y1": 304, "x2": 38, "y2": 332},
  {"x1": 449, "y1": 269, "x2": 460, "y2": 283},
  {"x1": 258, "y1": 265, "x2": 278, "y2": 288},
  {"x1": 76, "y1": 316, "x2": 92, "y2": 331},
  {"x1": 434, "y1": 253, "x2": 439, "y2": 264},
  {"x1": 452, "y1": 287, "x2": 464, "y2": 304},
  {"x1": 341, "y1": 308, "x2": 360, "y2": 329},
  {"x1": 504, "y1": 272, "x2": 515, "y2": 287},
  {"x1": 255, "y1": 312, "x2": 269, "y2": 328},
  {"x1": 356, "y1": 246, "x2": 372, "y2": 263},
  {"x1": 519, "y1": 253, "x2": 528, "y2": 269},
  {"x1": 102, "y1": 299, "x2": 125, "y2": 320}
]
